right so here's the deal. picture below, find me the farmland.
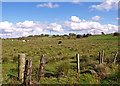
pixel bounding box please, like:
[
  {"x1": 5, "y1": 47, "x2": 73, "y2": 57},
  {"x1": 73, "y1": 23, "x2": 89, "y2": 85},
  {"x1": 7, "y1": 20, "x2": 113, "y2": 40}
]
[{"x1": 2, "y1": 34, "x2": 120, "y2": 84}]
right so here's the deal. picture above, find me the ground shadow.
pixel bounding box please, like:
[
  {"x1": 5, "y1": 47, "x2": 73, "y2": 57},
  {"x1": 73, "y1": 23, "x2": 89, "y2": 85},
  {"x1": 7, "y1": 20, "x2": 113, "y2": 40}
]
[
  {"x1": 70, "y1": 61, "x2": 77, "y2": 63},
  {"x1": 70, "y1": 57, "x2": 75, "y2": 59},
  {"x1": 44, "y1": 72, "x2": 60, "y2": 78}
]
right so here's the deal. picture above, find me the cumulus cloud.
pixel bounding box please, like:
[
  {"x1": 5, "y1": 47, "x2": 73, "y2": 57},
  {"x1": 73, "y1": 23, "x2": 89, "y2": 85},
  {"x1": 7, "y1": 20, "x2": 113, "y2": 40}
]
[
  {"x1": 0, "y1": 21, "x2": 64, "y2": 38},
  {"x1": 0, "y1": 16, "x2": 118, "y2": 38},
  {"x1": 90, "y1": 0, "x2": 119, "y2": 11},
  {"x1": 46, "y1": 23, "x2": 64, "y2": 32},
  {"x1": 64, "y1": 16, "x2": 118, "y2": 34},
  {"x1": 36, "y1": 2, "x2": 59, "y2": 8},
  {"x1": 92, "y1": 16, "x2": 103, "y2": 21},
  {"x1": 70, "y1": 16, "x2": 81, "y2": 22}
]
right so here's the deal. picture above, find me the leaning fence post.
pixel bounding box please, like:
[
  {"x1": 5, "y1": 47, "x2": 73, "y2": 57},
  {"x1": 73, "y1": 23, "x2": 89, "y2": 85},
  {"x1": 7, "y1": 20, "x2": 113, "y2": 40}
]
[
  {"x1": 24, "y1": 59, "x2": 32, "y2": 85},
  {"x1": 113, "y1": 52, "x2": 118, "y2": 64},
  {"x1": 101, "y1": 50, "x2": 104, "y2": 64},
  {"x1": 39, "y1": 55, "x2": 46, "y2": 78},
  {"x1": 99, "y1": 51, "x2": 101, "y2": 64},
  {"x1": 76, "y1": 54, "x2": 80, "y2": 73},
  {"x1": 18, "y1": 54, "x2": 25, "y2": 82}
]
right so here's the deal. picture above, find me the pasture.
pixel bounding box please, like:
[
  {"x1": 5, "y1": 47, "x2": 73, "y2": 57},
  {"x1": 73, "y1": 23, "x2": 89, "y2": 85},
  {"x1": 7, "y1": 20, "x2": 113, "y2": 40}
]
[{"x1": 2, "y1": 34, "x2": 120, "y2": 84}]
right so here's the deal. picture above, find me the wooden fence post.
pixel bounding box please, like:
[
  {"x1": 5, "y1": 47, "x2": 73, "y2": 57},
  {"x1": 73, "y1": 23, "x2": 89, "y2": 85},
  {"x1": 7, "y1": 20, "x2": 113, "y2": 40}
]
[
  {"x1": 18, "y1": 54, "x2": 25, "y2": 82},
  {"x1": 99, "y1": 51, "x2": 101, "y2": 64},
  {"x1": 101, "y1": 50, "x2": 104, "y2": 64},
  {"x1": 24, "y1": 59, "x2": 32, "y2": 85},
  {"x1": 76, "y1": 54, "x2": 80, "y2": 73},
  {"x1": 113, "y1": 52, "x2": 118, "y2": 64},
  {"x1": 39, "y1": 55, "x2": 46, "y2": 78}
]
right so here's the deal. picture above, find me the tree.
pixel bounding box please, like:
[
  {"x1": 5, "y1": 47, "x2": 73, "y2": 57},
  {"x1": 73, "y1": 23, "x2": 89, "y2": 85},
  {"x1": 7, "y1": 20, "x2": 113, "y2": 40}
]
[
  {"x1": 28, "y1": 35, "x2": 33, "y2": 37},
  {"x1": 83, "y1": 34, "x2": 88, "y2": 37},
  {"x1": 45, "y1": 34, "x2": 49, "y2": 37},
  {"x1": 86, "y1": 34, "x2": 92, "y2": 36},
  {"x1": 41, "y1": 34, "x2": 44, "y2": 37},
  {"x1": 76, "y1": 35, "x2": 82, "y2": 38}
]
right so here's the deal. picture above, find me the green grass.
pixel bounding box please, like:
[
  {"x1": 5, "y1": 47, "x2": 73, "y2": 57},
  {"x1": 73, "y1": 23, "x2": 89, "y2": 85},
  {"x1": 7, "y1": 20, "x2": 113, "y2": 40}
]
[{"x1": 2, "y1": 35, "x2": 119, "y2": 84}]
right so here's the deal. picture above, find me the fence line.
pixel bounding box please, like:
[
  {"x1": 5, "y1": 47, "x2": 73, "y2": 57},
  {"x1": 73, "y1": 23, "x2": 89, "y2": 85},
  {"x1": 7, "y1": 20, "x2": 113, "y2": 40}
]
[
  {"x1": 17, "y1": 50, "x2": 118, "y2": 84},
  {"x1": 23, "y1": 59, "x2": 32, "y2": 85},
  {"x1": 18, "y1": 54, "x2": 25, "y2": 83}
]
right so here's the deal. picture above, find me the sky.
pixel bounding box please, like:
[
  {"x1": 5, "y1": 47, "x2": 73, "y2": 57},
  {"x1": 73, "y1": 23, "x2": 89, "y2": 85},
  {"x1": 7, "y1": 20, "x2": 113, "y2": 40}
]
[{"x1": 0, "y1": 0, "x2": 119, "y2": 38}]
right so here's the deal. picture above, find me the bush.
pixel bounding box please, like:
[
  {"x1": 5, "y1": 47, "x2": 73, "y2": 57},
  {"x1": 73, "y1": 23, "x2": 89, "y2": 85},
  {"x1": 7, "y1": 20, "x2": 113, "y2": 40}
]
[
  {"x1": 56, "y1": 61, "x2": 71, "y2": 75},
  {"x1": 40, "y1": 34, "x2": 44, "y2": 37},
  {"x1": 87, "y1": 34, "x2": 92, "y2": 36},
  {"x1": 76, "y1": 35, "x2": 82, "y2": 38},
  {"x1": 94, "y1": 64, "x2": 111, "y2": 78},
  {"x1": 83, "y1": 34, "x2": 88, "y2": 37},
  {"x1": 45, "y1": 34, "x2": 49, "y2": 37},
  {"x1": 69, "y1": 33, "x2": 76, "y2": 36},
  {"x1": 113, "y1": 32, "x2": 119, "y2": 36},
  {"x1": 28, "y1": 35, "x2": 34, "y2": 37}
]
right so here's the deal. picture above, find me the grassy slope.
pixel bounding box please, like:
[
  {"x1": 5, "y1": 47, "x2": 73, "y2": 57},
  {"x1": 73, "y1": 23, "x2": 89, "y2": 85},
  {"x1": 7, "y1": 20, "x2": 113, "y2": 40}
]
[{"x1": 2, "y1": 35, "x2": 119, "y2": 84}]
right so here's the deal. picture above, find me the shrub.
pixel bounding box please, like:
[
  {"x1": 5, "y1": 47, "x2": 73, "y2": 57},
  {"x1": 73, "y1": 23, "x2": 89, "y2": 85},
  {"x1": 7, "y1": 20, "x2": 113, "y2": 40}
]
[
  {"x1": 113, "y1": 32, "x2": 119, "y2": 36},
  {"x1": 41, "y1": 34, "x2": 44, "y2": 37},
  {"x1": 94, "y1": 64, "x2": 111, "y2": 78},
  {"x1": 56, "y1": 61, "x2": 71, "y2": 75},
  {"x1": 83, "y1": 34, "x2": 88, "y2": 37},
  {"x1": 76, "y1": 35, "x2": 82, "y2": 38},
  {"x1": 86, "y1": 34, "x2": 92, "y2": 36},
  {"x1": 28, "y1": 35, "x2": 34, "y2": 37},
  {"x1": 69, "y1": 33, "x2": 76, "y2": 36},
  {"x1": 45, "y1": 34, "x2": 49, "y2": 37},
  {"x1": 63, "y1": 34, "x2": 68, "y2": 36}
]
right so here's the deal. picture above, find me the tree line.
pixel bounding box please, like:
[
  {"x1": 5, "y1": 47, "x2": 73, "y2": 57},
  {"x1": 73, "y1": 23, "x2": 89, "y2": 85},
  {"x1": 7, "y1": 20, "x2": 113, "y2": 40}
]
[{"x1": 1, "y1": 32, "x2": 119, "y2": 40}]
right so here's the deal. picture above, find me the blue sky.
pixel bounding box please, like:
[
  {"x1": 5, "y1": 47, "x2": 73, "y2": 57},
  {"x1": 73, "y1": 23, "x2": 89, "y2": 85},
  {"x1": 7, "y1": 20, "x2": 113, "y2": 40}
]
[
  {"x1": 0, "y1": 1, "x2": 119, "y2": 38},
  {"x1": 2, "y1": 2, "x2": 117, "y2": 24}
]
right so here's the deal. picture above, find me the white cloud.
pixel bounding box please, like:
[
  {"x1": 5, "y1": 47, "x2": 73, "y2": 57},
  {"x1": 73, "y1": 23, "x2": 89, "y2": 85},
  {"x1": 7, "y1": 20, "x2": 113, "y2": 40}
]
[
  {"x1": 0, "y1": 21, "x2": 64, "y2": 38},
  {"x1": 0, "y1": 16, "x2": 118, "y2": 38},
  {"x1": 90, "y1": 0, "x2": 119, "y2": 11},
  {"x1": 46, "y1": 23, "x2": 64, "y2": 32},
  {"x1": 16, "y1": 21, "x2": 35, "y2": 28},
  {"x1": 70, "y1": 16, "x2": 81, "y2": 22},
  {"x1": 92, "y1": 16, "x2": 103, "y2": 21},
  {"x1": 36, "y1": 2, "x2": 59, "y2": 8},
  {"x1": 64, "y1": 16, "x2": 118, "y2": 34}
]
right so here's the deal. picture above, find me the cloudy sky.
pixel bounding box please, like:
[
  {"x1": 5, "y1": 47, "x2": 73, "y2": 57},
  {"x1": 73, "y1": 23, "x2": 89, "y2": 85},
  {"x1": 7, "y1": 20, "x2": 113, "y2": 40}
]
[{"x1": 0, "y1": 0, "x2": 119, "y2": 38}]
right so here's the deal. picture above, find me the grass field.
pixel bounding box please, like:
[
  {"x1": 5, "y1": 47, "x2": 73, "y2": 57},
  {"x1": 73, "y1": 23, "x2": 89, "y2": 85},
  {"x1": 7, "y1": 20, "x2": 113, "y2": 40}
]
[{"x1": 2, "y1": 34, "x2": 120, "y2": 84}]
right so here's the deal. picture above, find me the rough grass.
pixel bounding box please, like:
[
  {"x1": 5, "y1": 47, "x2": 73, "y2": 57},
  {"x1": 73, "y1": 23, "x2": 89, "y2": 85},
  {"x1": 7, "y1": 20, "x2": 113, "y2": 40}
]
[{"x1": 2, "y1": 34, "x2": 119, "y2": 84}]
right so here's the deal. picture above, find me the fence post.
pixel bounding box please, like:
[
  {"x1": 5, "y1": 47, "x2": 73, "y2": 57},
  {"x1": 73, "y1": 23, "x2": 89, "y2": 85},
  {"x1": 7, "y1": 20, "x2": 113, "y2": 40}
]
[
  {"x1": 18, "y1": 54, "x2": 25, "y2": 83},
  {"x1": 101, "y1": 50, "x2": 104, "y2": 64},
  {"x1": 76, "y1": 54, "x2": 80, "y2": 73},
  {"x1": 99, "y1": 51, "x2": 101, "y2": 64},
  {"x1": 39, "y1": 55, "x2": 46, "y2": 78},
  {"x1": 24, "y1": 59, "x2": 32, "y2": 85},
  {"x1": 113, "y1": 52, "x2": 118, "y2": 64}
]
